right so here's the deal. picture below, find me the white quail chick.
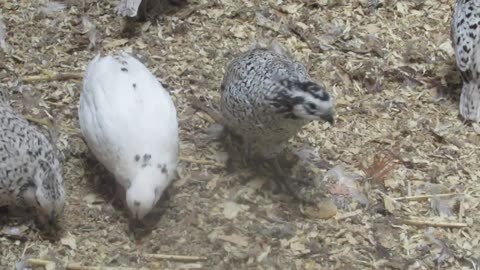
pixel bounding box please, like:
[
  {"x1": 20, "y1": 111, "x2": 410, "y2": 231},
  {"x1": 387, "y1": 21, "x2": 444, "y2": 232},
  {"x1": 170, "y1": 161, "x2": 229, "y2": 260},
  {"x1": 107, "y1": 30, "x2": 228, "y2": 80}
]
[
  {"x1": 79, "y1": 52, "x2": 179, "y2": 221},
  {"x1": 220, "y1": 42, "x2": 335, "y2": 199},
  {"x1": 0, "y1": 91, "x2": 65, "y2": 227},
  {"x1": 452, "y1": 0, "x2": 480, "y2": 121}
]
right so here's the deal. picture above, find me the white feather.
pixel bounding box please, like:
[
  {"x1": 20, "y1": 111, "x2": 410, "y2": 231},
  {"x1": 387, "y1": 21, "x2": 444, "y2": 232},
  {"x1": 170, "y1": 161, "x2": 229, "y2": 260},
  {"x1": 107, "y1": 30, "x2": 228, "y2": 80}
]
[
  {"x1": 79, "y1": 52, "x2": 179, "y2": 219},
  {"x1": 115, "y1": 0, "x2": 143, "y2": 17}
]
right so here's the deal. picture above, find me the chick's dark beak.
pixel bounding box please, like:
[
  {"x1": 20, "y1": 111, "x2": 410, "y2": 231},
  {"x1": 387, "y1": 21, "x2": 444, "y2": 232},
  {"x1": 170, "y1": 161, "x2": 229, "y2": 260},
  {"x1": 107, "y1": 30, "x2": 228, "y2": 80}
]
[{"x1": 321, "y1": 113, "x2": 335, "y2": 125}]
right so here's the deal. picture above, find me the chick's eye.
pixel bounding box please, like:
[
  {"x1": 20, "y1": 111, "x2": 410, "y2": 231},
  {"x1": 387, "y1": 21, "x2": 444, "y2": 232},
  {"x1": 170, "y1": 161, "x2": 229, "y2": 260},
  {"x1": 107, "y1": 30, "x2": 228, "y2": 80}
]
[
  {"x1": 319, "y1": 92, "x2": 330, "y2": 101},
  {"x1": 307, "y1": 103, "x2": 316, "y2": 110}
]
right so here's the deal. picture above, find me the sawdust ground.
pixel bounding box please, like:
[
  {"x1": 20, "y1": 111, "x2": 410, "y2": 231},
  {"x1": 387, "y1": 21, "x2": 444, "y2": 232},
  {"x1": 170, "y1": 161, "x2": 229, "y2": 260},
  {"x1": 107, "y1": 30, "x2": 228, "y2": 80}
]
[{"x1": 1, "y1": 0, "x2": 479, "y2": 269}]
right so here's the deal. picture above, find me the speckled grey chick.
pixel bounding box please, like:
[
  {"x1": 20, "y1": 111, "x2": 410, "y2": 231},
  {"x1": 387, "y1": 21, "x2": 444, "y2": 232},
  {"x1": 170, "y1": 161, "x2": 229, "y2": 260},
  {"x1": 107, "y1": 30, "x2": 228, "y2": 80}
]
[
  {"x1": 0, "y1": 91, "x2": 65, "y2": 226},
  {"x1": 221, "y1": 42, "x2": 334, "y2": 161},
  {"x1": 220, "y1": 42, "x2": 334, "y2": 197},
  {"x1": 452, "y1": 0, "x2": 480, "y2": 121}
]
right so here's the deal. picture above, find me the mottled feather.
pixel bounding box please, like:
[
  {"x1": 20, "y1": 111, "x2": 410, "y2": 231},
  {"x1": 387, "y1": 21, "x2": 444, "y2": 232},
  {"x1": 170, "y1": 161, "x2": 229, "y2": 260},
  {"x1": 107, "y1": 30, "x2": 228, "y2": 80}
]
[
  {"x1": 220, "y1": 42, "x2": 334, "y2": 160},
  {"x1": 452, "y1": 0, "x2": 480, "y2": 121},
  {"x1": 0, "y1": 90, "x2": 65, "y2": 224}
]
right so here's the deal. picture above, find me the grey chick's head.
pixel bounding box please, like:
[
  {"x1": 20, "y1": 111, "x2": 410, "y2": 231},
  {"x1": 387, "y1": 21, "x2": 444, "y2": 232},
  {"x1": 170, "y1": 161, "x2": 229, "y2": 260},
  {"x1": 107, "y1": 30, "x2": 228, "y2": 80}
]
[
  {"x1": 269, "y1": 79, "x2": 335, "y2": 124},
  {"x1": 32, "y1": 160, "x2": 66, "y2": 226}
]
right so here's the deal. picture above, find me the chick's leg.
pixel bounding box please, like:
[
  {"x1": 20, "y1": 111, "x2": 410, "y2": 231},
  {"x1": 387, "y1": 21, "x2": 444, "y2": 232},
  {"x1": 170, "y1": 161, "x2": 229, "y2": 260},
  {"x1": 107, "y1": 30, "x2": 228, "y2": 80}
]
[{"x1": 270, "y1": 157, "x2": 304, "y2": 202}]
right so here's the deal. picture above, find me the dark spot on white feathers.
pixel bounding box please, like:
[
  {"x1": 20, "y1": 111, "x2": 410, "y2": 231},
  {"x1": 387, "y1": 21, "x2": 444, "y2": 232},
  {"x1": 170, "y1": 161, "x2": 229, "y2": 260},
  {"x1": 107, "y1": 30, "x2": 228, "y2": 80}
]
[
  {"x1": 121, "y1": 67, "x2": 128, "y2": 72},
  {"x1": 133, "y1": 83, "x2": 137, "y2": 89},
  {"x1": 134, "y1": 200, "x2": 140, "y2": 206},
  {"x1": 141, "y1": 154, "x2": 152, "y2": 168},
  {"x1": 134, "y1": 155, "x2": 140, "y2": 162},
  {"x1": 157, "y1": 163, "x2": 168, "y2": 174}
]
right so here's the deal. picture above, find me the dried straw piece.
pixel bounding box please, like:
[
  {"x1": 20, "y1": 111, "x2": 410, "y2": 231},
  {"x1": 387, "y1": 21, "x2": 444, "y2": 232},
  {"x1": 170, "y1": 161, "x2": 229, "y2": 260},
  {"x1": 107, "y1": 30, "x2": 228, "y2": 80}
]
[
  {"x1": 179, "y1": 156, "x2": 224, "y2": 167},
  {"x1": 23, "y1": 115, "x2": 53, "y2": 128},
  {"x1": 144, "y1": 253, "x2": 208, "y2": 262},
  {"x1": 393, "y1": 193, "x2": 464, "y2": 201},
  {"x1": 188, "y1": 95, "x2": 224, "y2": 124},
  {"x1": 27, "y1": 258, "x2": 146, "y2": 270},
  {"x1": 22, "y1": 72, "x2": 83, "y2": 83},
  {"x1": 401, "y1": 219, "x2": 468, "y2": 228},
  {"x1": 335, "y1": 209, "x2": 363, "y2": 221}
]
